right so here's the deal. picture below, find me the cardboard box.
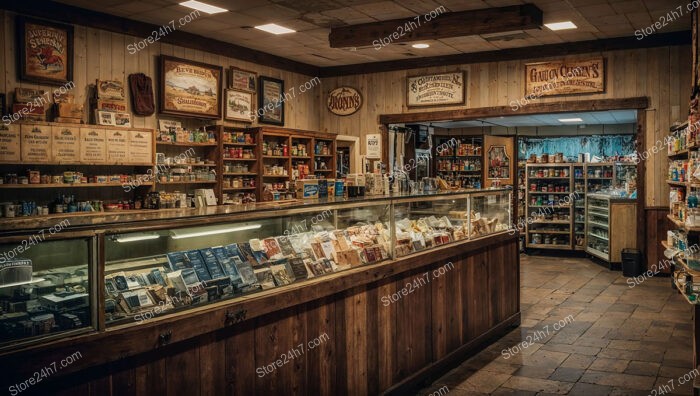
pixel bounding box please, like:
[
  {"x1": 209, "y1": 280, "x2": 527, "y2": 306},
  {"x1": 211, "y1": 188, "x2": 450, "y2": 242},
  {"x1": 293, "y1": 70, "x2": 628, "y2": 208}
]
[{"x1": 295, "y1": 179, "x2": 319, "y2": 199}]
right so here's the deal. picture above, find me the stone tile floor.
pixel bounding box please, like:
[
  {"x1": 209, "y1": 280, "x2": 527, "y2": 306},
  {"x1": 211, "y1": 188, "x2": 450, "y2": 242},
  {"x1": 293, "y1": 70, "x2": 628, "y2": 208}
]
[{"x1": 416, "y1": 255, "x2": 695, "y2": 395}]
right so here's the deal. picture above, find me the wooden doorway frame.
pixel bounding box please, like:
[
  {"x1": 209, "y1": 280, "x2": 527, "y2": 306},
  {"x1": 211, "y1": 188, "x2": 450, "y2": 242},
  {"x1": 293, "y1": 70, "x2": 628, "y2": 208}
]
[{"x1": 379, "y1": 96, "x2": 650, "y2": 256}]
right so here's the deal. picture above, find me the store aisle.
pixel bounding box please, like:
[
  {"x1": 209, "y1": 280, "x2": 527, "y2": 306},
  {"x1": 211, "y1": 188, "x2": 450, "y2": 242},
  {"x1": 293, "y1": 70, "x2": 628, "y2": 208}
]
[{"x1": 417, "y1": 255, "x2": 694, "y2": 395}]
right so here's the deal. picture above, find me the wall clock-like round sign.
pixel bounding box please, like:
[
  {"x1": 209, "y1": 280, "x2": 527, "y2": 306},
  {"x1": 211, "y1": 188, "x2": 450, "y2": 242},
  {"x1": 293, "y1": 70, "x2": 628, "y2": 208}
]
[{"x1": 327, "y1": 86, "x2": 362, "y2": 116}]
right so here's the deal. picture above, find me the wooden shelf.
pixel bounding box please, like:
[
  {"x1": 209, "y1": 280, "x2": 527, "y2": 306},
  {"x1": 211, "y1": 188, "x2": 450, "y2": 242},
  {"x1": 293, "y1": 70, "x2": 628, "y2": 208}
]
[
  {"x1": 291, "y1": 156, "x2": 312, "y2": 159},
  {"x1": 263, "y1": 155, "x2": 290, "y2": 159},
  {"x1": 222, "y1": 173, "x2": 256, "y2": 176},
  {"x1": 667, "y1": 180, "x2": 687, "y2": 187},
  {"x1": 0, "y1": 182, "x2": 153, "y2": 189},
  {"x1": 528, "y1": 191, "x2": 572, "y2": 195},
  {"x1": 166, "y1": 163, "x2": 217, "y2": 167},
  {"x1": 528, "y1": 177, "x2": 569, "y2": 180},
  {"x1": 222, "y1": 187, "x2": 256, "y2": 191},
  {"x1": 527, "y1": 243, "x2": 572, "y2": 249},
  {"x1": 0, "y1": 162, "x2": 154, "y2": 166},
  {"x1": 669, "y1": 149, "x2": 689, "y2": 158},
  {"x1": 263, "y1": 175, "x2": 290, "y2": 178},
  {"x1": 314, "y1": 154, "x2": 333, "y2": 158},
  {"x1": 157, "y1": 141, "x2": 217, "y2": 147},
  {"x1": 157, "y1": 181, "x2": 216, "y2": 185},
  {"x1": 222, "y1": 142, "x2": 256, "y2": 147},
  {"x1": 223, "y1": 158, "x2": 257, "y2": 161}
]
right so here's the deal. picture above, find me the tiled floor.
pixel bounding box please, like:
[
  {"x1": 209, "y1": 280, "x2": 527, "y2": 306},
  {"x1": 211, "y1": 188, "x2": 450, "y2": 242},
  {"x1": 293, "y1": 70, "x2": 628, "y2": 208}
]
[{"x1": 417, "y1": 255, "x2": 696, "y2": 395}]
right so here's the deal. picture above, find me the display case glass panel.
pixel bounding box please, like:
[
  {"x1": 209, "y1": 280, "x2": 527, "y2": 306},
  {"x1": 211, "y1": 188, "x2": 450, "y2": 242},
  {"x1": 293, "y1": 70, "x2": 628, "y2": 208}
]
[
  {"x1": 103, "y1": 202, "x2": 392, "y2": 325},
  {"x1": 0, "y1": 236, "x2": 93, "y2": 348},
  {"x1": 586, "y1": 195, "x2": 610, "y2": 259}
]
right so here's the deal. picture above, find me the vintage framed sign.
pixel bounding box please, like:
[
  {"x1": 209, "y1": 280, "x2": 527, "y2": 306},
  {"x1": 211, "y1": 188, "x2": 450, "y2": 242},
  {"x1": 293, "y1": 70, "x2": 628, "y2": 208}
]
[
  {"x1": 327, "y1": 86, "x2": 362, "y2": 116},
  {"x1": 407, "y1": 71, "x2": 465, "y2": 107},
  {"x1": 229, "y1": 67, "x2": 257, "y2": 92},
  {"x1": 224, "y1": 89, "x2": 254, "y2": 122},
  {"x1": 258, "y1": 76, "x2": 284, "y2": 126},
  {"x1": 524, "y1": 58, "x2": 605, "y2": 97},
  {"x1": 159, "y1": 55, "x2": 222, "y2": 119},
  {"x1": 17, "y1": 16, "x2": 73, "y2": 85}
]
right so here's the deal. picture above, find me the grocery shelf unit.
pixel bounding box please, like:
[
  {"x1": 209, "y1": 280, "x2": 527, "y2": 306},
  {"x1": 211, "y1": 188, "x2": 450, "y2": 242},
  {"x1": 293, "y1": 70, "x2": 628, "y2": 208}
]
[
  {"x1": 219, "y1": 126, "x2": 259, "y2": 204},
  {"x1": 585, "y1": 162, "x2": 614, "y2": 194},
  {"x1": 434, "y1": 135, "x2": 483, "y2": 189},
  {"x1": 155, "y1": 129, "x2": 219, "y2": 201},
  {"x1": 525, "y1": 163, "x2": 574, "y2": 250},
  {"x1": 0, "y1": 121, "x2": 156, "y2": 216},
  {"x1": 586, "y1": 194, "x2": 637, "y2": 266},
  {"x1": 222, "y1": 127, "x2": 337, "y2": 202},
  {"x1": 517, "y1": 161, "x2": 526, "y2": 251}
]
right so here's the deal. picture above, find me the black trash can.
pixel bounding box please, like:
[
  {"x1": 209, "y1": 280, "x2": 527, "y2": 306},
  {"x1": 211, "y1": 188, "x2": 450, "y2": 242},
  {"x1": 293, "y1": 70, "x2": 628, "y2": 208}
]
[{"x1": 621, "y1": 248, "x2": 644, "y2": 277}]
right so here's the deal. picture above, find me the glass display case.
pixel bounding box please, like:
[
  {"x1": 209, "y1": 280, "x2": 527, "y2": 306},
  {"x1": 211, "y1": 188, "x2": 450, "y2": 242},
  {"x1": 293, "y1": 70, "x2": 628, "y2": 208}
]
[
  {"x1": 0, "y1": 235, "x2": 94, "y2": 348},
  {"x1": 103, "y1": 190, "x2": 511, "y2": 325}
]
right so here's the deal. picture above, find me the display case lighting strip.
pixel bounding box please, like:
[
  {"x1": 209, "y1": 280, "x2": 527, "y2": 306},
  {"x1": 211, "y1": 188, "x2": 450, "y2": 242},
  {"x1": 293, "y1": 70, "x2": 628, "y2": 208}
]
[
  {"x1": 114, "y1": 234, "x2": 161, "y2": 243},
  {"x1": 170, "y1": 224, "x2": 261, "y2": 240}
]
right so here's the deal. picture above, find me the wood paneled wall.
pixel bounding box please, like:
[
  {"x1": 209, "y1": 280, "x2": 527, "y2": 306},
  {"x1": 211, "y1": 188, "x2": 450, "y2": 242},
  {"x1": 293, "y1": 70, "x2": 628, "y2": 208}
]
[
  {"x1": 319, "y1": 47, "x2": 691, "y2": 208},
  {"x1": 0, "y1": 11, "x2": 321, "y2": 131}
]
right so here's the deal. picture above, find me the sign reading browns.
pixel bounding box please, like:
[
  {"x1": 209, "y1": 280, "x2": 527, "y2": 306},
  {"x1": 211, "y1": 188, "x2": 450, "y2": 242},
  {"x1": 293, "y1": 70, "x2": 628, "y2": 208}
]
[
  {"x1": 525, "y1": 58, "x2": 605, "y2": 97},
  {"x1": 327, "y1": 87, "x2": 362, "y2": 116}
]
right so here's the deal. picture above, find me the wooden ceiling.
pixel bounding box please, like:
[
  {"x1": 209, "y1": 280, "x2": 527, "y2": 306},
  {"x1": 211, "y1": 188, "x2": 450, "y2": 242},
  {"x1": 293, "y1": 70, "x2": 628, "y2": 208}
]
[{"x1": 52, "y1": 0, "x2": 690, "y2": 68}]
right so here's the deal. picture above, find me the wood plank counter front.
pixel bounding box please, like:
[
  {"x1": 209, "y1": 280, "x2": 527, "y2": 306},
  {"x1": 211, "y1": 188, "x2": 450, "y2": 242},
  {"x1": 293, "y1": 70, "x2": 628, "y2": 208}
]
[{"x1": 0, "y1": 232, "x2": 519, "y2": 396}]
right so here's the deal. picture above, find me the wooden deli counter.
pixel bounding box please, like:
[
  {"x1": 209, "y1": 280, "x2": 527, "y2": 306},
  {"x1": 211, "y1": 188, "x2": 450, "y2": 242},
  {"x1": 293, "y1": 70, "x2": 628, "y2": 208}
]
[{"x1": 0, "y1": 190, "x2": 520, "y2": 395}]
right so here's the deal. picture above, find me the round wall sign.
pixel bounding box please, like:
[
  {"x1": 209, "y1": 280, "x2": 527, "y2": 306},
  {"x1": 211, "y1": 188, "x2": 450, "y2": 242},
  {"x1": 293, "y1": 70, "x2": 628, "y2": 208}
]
[{"x1": 327, "y1": 86, "x2": 362, "y2": 116}]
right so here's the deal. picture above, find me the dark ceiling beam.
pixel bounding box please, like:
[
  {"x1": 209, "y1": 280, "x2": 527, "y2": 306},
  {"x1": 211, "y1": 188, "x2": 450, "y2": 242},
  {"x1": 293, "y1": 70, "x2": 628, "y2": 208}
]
[
  {"x1": 321, "y1": 30, "x2": 691, "y2": 77},
  {"x1": 328, "y1": 4, "x2": 543, "y2": 49},
  {"x1": 378, "y1": 97, "x2": 650, "y2": 125},
  {"x1": 0, "y1": 0, "x2": 321, "y2": 77}
]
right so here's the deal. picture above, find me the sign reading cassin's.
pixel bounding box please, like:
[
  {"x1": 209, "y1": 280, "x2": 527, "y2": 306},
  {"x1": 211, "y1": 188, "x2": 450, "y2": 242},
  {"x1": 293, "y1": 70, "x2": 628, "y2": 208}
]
[
  {"x1": 407, "y1": 71, "x2": 465, "y2": 107},
  {"x1": 525, "y1": 58, "x2": 605, "y2": 97}
]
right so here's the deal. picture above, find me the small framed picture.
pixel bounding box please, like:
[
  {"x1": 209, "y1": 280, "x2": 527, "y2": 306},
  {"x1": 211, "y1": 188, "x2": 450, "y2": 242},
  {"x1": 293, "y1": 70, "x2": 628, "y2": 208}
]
[
  {"x1": 258, "y1": 76, "x2": 284, "y2": 126},
  {"x1": 114, "y1": 112, "x2": 132, "y2": 127},
  {"x1": 224, "y1": 89, "x2": 254, "y2": 122},
  {"x1": 96, "y1": 110, "x2": 116, "y2": 126},
  {"x1": 17, "y1": 16, "x2": 74, "y2": 85},
  {"x1": 229, "y1": 67, "x2": 257, "y2": 92}
]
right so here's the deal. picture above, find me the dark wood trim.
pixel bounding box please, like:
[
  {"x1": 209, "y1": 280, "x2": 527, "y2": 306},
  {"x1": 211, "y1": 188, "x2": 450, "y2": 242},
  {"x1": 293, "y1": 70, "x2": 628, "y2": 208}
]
[
  {"x1": 637, "y1": 111, "x2": 647, "y2": 256},
  {"x1": 329, "y1": 4, "x2": 542, "y2": 49},
  {"x1": 0, "y1": 232, "x2": 517, "y2": 385},
  {"x1": 321, "y1": 31, "x2": 691, "y2": 77},
  {"x1": 0, "y1": 0, "x2": 320, "y2": 76},
  {"x1": 379, "y1": 97, "x2": 650, "y2": 124}
]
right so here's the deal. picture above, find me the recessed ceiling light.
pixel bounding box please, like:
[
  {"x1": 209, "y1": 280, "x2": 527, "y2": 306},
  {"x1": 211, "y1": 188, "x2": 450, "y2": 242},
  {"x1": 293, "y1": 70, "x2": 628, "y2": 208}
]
[
  {"x1": 558, "y1": 118, "x2": 583, "y2": 123},
  {"x1": 179, "y1": 0, "x2": 228, "y2": 14},
  {"x1": 545, "y1": 21, "x2": 577, "y2": 31},
  {"x1": 255, "y1": 23, "x2": 296, "y2": 35},
  {"x1": 412, "y1": 43, "x2": 430, "y2": 49}
]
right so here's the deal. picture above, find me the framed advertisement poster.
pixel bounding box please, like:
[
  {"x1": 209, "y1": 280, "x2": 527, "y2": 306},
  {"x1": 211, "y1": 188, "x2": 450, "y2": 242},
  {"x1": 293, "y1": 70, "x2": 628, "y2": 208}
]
[
  {"x1": 229, "y1": 67, "x2": 257, "y2": 92},
  {"x1": 224, "y1": 90, "x2": 254, "y2": 122},
  {"x1": 17, "y1": 16, "x2": 73, "y2": 85},
  {"x1": 258, "y1": 76, "x2": 284, "y2": 126},
  {"x1": 407, "y1": 71, "x2": 465, "y2": 107},
  {"x1": 159, "y1": 56, "x2": 222, "y2": 119}
]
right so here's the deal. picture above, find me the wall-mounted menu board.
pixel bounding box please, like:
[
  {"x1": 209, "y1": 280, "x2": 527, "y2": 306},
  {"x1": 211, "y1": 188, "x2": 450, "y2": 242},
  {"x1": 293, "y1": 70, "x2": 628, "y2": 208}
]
[
  {"x1": 21, "y1": 124, "x2": 52, "y2": 163},
  {"x1": 51, "y1": 126, "x2": 80, "y2": 163},
  {"x1": 3, "y1": 122, "x2": 155, "y2": 164},
  {"x1": 80, "y1": 127, "x2": 107, "y2": 163},
  {"x1": 0, "y1": 124, "x2": 20, "y2": 162}
]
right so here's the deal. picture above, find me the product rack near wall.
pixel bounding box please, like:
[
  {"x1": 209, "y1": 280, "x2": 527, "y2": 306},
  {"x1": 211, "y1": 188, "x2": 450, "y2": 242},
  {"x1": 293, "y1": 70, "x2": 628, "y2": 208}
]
[
  {"x1": 433, "y1": 135, "x2": 483, "y2": 188},
  {"x1": 524, "y1": 162, "x2": 636, "y2": 252},
  {"x1": 0, "y1": 121, "x2": 156, "y2": 219},
  {"x1": 223, "y1": 126, "x2": 337, "y2": 202}
]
